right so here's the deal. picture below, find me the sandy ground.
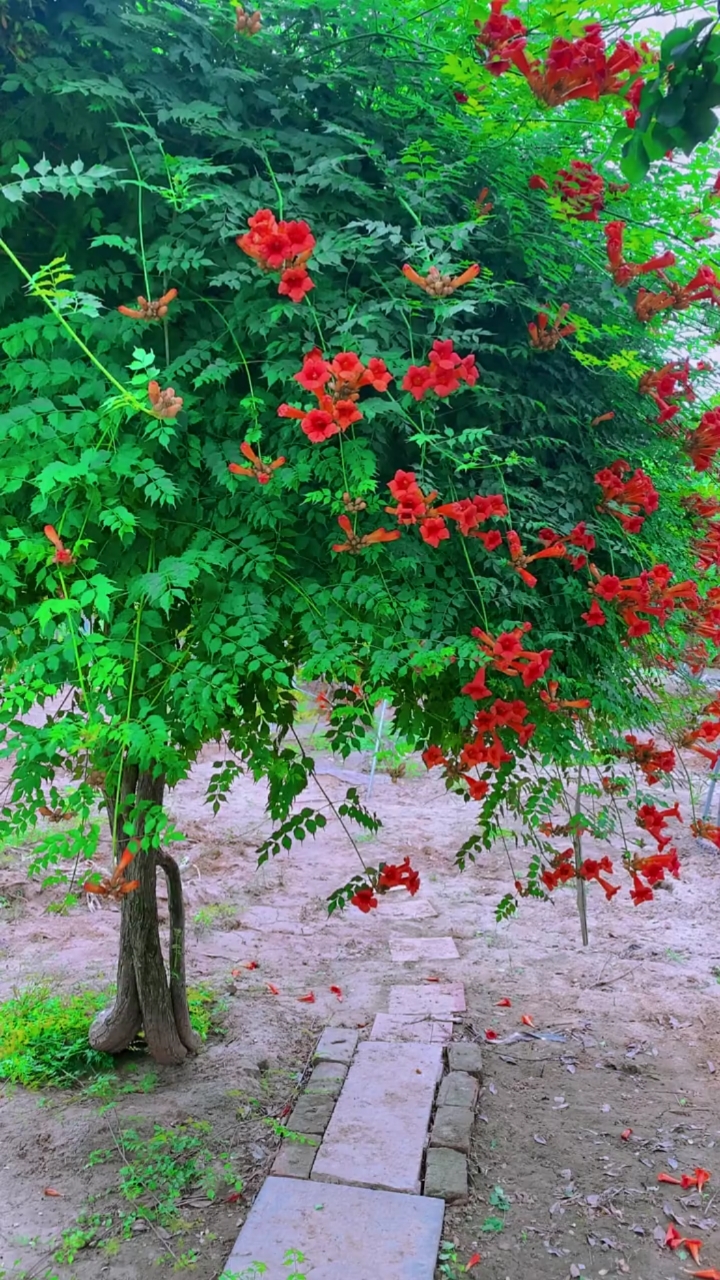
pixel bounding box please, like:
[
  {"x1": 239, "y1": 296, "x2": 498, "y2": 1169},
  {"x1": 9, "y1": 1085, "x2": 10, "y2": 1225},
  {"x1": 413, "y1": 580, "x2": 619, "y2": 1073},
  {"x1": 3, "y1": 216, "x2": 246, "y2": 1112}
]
[{"x1": 1, "y1": 737, "x2": 719, "y2": 1280}]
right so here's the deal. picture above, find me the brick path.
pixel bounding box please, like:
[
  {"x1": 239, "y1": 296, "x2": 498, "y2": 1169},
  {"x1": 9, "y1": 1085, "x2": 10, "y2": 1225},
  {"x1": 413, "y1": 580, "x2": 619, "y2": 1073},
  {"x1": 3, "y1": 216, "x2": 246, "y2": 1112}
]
[{"x1": 224, "y1": 935, "x2": 482, "y2": 1279}]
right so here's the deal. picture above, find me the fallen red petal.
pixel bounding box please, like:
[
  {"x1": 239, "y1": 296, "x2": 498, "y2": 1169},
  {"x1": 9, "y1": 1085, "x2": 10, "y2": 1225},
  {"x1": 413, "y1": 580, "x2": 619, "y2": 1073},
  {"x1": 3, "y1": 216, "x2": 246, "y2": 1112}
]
[
  {"x1": 496, "y1": 998, "x2": 512, "y2": 1007},
  {"x1": 521, "y1": 1014, "x2": 535, "y2": 1027},
  {"x1": 485, "y1": 1029, "x2": 499, "y2": 1041},
  {"x1": 330, "y1": 985, "x2": 343, "y2": 1000},
  {"x1": 426, "y1": 976, "x2": 440, "y2": 983},
  {"x1": 695, "y1": 1167, "x2": 712, "y2": 1190},
  {"x1": 267, "y1": 983, "x2": 280, "y2": 995},
  {"x1": 658, "y1": 1172, "x2": 683, "y2": 1184},
  {"x1": 298, "y1": 992, "x2": 316, "y2": 1003},
  {"x1": 226, "y1": 1191, "x2": 243, "y2": 1203},
  {"x1": 690, "y1": 1271, "x2": 720, "y2": 1279},
  {"x1": 621, "y1": 1128, "x2": 633, "y2": 1141},
  {"x1": 244, "y1": 960, "x2": 259, "y2": 970},
  {"x1": 666, "y1": 1223, "x2": 684, "y2": 1249},
  {"x1": 43, "y1": 1187, "x2": 63, "y2": 1197},
  {"x1": 466, "y1": 1254, "x2": 481, "y2": 1271},
  {"x1": 685, "y1": 1241, "x2": 703, "y2": 1264}
]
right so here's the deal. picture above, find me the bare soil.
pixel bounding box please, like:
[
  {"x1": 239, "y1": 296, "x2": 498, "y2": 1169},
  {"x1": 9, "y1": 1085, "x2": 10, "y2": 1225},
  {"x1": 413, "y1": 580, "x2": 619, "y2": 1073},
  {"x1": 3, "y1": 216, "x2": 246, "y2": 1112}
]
[{"x1": 1, "y1": 738, "x2": 719, "y2": 1280}]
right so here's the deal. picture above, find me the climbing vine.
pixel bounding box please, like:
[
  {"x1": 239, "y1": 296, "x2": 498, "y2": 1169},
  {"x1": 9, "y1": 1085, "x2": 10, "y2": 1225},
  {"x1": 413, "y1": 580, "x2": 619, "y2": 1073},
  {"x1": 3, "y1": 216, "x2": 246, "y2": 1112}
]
[{"x1": 0, "y1": 0, "x2": 720, "y2": 1056}]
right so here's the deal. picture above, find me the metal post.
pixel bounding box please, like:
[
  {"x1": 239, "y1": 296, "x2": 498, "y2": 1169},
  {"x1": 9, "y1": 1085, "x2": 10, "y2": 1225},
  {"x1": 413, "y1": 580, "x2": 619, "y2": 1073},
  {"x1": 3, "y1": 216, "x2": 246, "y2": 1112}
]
[{"x1": 366, "y1": 700, "x2": 387, "y2": 801}]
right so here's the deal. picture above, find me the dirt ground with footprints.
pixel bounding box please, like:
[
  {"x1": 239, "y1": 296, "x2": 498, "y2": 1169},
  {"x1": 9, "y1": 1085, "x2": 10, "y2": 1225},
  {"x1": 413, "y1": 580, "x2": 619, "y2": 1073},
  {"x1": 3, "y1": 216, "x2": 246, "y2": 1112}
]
[{"x1": 1, "y1": 738, "x2": 720, "y2": 1280}]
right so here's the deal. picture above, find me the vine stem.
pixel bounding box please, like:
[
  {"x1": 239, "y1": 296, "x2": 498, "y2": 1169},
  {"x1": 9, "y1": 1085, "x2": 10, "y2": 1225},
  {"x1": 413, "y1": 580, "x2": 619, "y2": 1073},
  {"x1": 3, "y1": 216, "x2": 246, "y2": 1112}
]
[
  {"x1": 261, "y1": 149, "x2": 284, "y2": 220},
  {"x1": 0, "y1": 238, "x2": 150, "y2": 415},
  {"x1": 109, "y1": 547, "x2": 148, "y2": 860},
  {"x1": 572, "y1": 763, "x2": 589, "y2": 947},
  {"x1": 289, "y1": 728, "x2": 369, "y2": 873},
  {"x1": 459, "y1": 536, "x2": 490, "y2": 631},
  {"x1": 115, "y1": 117, "x2": 152, "y2": 300}
]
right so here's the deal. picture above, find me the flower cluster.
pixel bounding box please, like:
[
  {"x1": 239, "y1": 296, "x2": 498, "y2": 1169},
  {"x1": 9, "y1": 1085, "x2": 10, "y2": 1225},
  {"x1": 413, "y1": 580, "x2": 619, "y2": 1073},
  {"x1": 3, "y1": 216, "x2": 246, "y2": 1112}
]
[
  {"x1": 530, "y1": 160, "x2": 614, "y2": 221},
  {"x1": 685, "y1": 494, "x2": 720, "y2": 571},
  {"x1": 638, "y1": 362, "x2": 694, "y2": 426},
  {"x1": 594, "y1": 459, "x2": 659, "y2": 532},
  {"x1": 350, "y1": 857, "x2": 420, "y2": 912},
  {"x1": 234, "y1": 4, "x2": 261, "y2": 34},
  {"x1": 635, "y1": 265, "x2": 720, "y2": 322},
  {"x1": 603, "y1": 221, "x2": 676, "y2": 287},
  {"x1": 481, "y1": 14, "x2": 643, "y2": 107},
  {"x1": 685, "y1": 408, "x2": 720, "y2": 472},
  {"x1": 402, "y1": 263, "x2": 480, "y2": 298},
  {"x1": 636, "y1": 801, "x2": 681, "y2": 851},
  {"x1": 401, "y1": 340, "x2": 479, "y2": 401},
  {"x1": 384, "y1": 471, "x2": 507, "y2": 550},
  {"x1": 279, "y1": 348, "x2": 392, "y2": 443},
  {"x1": 237, "y1": 208, "x2": 316, "y2": 302},
  {"x1": 228, "y1": 440, "x2": 286, "y2": 484},
  {"x1": 148, "y1": 380, "x2": 183, "y2": 419},
  {"x1": 507, "y1": 522, "x2": 595, "y2": 587},
  {"x1": 542, "y1": 849, "x2": 620, "y2": 899},
  {"x1": 538, "y1": 681, "x2": 591, "y2": 715},
  {"x1": 468, "y1": 623, "x2": 553, "y2": 690},
  {"x1": 582, "y1": 563, "x2": 698, "y2": 638},
  {"x1": 504, "y1": 529, "x2": 565, "y2": 587},
  {"x1": 623, "y1": 735, "x2": 676, "y2": 785},
  {"x1": 430, "y1": 696, "x2": 534, "y2": 780},
  {"x1": 420, "y1": 630, "x2": 553, "y2": 804},
  {"x1": 680, "y1": 703, "x2": 720, "y2": 769},
  {"x1": 528, "y1": 304, "x2": 576, "y2": 350},
  {"x1": 118, "y1": 288, "x2": 177, "y2": 321},
  {"x1": 474, "y1": 0, "x2": 526, "y2": 75},
  {"x1": 332, "y1": 514, "x2": 400, "y2": 555},
  {"x1": 539, "y1": 800, "x2": 683, "y2": 906},
  {"x1": 691, "y1": 819, "x2": 720, "y2": 849}
]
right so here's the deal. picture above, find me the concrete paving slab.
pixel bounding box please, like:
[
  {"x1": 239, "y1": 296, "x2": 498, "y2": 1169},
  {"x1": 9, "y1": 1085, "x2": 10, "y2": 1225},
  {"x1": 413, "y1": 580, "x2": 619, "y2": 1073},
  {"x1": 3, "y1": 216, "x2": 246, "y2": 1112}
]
[
  {"x1": 389, "y1": 935, "x2": 460, "y2": 962},
  {"x1": 312, "y1": 1041, "x2": 443, "y2": 1193},
  {"x1": 225, "y1": 1177, "x2": 445, "y2": 1279},
  {"x1": 388, "y1": 984, "x2": 466, "y2": 1015},
  {"x1": 446, "y1": 1042, "x2": 483, "y2": 1079},
  {"x1": 429, "y1": 1105, "x2": 474, "y2": 1154},
  {"x1": 437, "y1": 1071, "x2": 479, "y2": 1109},
  {"x1": 271, "y1": 1136, "x2": 319, "y2": 1179},
  {"x1": 424, "y1": 1148, "x2": 468, "y2": 1203},
  {"x1": 314, "y1": 1027, "x2": 358, "y2": 1065},
  {"x1": 369, "y1": 1013, "x2": 454, "y2": 1044}
]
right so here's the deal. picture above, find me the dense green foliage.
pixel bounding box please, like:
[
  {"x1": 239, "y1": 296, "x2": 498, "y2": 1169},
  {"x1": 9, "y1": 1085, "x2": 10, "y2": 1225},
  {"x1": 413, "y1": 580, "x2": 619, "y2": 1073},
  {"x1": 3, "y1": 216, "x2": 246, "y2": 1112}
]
[{"x1": 0, "y1": 0, "x2": 718, "y2": 903}]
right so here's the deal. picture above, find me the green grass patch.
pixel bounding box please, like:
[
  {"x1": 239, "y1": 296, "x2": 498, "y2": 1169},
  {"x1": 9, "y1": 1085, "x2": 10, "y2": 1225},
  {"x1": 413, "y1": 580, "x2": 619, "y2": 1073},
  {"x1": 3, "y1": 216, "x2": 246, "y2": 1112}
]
[{"x1": 0, "y1": 983, "x2": 225, "y2": 1088}]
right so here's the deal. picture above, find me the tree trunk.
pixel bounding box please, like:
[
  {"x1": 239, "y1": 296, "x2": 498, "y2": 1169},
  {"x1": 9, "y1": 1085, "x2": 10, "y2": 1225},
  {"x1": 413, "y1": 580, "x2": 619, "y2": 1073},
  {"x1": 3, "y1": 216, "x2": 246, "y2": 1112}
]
[{"x1": 89, "y1": 766, "x2": 200, "y2": 1065}]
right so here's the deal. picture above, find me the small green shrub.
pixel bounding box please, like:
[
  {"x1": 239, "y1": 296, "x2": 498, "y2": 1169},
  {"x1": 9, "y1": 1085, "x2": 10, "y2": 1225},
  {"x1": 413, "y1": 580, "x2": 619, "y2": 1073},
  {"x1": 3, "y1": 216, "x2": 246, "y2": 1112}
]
[
  {"x1": 0, "y1": 983, "x2": 224, "y2": 1087},
  {"x1": 0, "y1": 986, "x2": 113, "y2": 1087}
]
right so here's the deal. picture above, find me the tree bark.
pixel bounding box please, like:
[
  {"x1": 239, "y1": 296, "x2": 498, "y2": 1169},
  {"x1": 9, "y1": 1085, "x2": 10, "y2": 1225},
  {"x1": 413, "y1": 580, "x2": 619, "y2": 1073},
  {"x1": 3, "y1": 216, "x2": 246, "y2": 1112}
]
[{"x1": 89, "y1": 766, "x2": 198, "y2": 1066}]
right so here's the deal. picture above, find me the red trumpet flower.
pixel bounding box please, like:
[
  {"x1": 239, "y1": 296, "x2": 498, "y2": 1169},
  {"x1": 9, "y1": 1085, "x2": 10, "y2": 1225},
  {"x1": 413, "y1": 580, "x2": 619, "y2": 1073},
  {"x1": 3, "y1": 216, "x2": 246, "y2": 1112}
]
[
  {"x1": 604, "y1": 221, "x2": 676, "y2": 287},
  {"x1": 43, "y1": 525, "x2": 74, "y2": 566}
]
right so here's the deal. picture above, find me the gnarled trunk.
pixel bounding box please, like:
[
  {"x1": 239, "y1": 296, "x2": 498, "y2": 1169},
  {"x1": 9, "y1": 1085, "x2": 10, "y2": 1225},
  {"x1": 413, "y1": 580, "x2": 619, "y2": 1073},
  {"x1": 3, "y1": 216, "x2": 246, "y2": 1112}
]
[{"x1": 89, "y1": 766, "x2": 201, "y2": 1066}]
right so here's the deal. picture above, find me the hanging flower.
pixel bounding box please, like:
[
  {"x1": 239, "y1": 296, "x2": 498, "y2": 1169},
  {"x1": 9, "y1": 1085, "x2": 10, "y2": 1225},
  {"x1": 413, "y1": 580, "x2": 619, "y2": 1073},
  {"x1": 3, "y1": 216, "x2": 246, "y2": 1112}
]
[
  {"x1": 118, "y1": 288, "x2": 177, "y2": 320},
  {"x1": 229, "y1": 441, "x2": 286, "y2": 484}
]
